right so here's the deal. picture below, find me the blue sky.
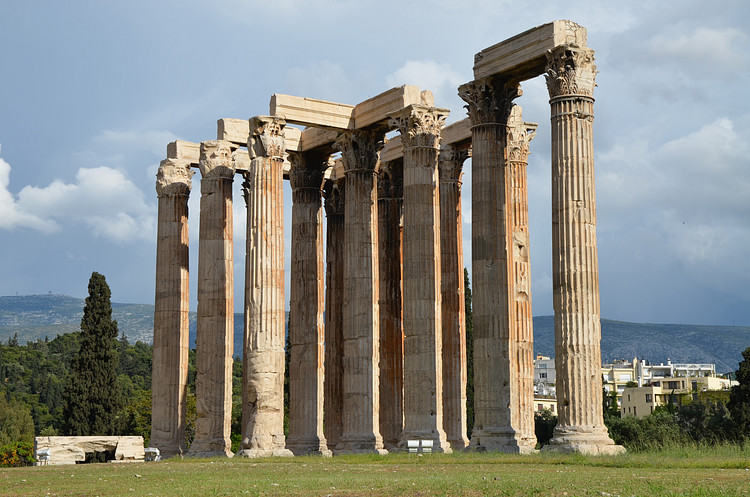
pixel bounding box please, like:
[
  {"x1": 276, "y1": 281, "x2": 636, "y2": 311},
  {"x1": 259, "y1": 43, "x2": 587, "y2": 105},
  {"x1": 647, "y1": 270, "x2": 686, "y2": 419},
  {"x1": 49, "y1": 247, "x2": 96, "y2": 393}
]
[{"x1": 1, "y1": 0, "x2": 749, "y2": 326}]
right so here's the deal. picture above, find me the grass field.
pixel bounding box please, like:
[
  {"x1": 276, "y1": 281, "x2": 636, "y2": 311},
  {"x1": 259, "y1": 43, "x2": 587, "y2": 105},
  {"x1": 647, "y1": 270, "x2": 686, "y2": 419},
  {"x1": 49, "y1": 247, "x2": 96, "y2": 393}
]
[{"x1": 2, "y1": 448, "x2": 750, "y2": 497}]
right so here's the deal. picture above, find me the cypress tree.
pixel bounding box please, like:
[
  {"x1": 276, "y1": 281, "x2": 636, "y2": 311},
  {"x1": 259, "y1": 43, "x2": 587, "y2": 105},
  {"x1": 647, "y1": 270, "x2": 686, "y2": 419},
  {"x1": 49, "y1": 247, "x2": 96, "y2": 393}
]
[
  {"x1": 63, "y1": 272, "x2": 123, "y2": 435},
  {"x1": 728, "y1": 347, "x2": 750, "y2": 439}
]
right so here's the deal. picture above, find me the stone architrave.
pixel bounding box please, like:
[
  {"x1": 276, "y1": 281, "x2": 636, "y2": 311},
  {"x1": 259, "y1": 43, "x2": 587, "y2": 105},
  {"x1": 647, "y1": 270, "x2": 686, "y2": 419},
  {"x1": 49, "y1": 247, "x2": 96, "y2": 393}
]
[
  {"x1": 390, "y1": 105, "x2": 451, "y2": 453},
  {"x1": 238, "y1": 117, "x2": 293, "y2": 458},
  {"x1": 459, "y1": 77, "x2": 536, "y2": 453},
  {"x1": 286, "y1": 150, "x2": 331, "y2": 456},
  {"x1": 188, "y1": 140, "x2": 235, "y2": 458},
  {"x1": 438, "y1": 145, "x2": 469, "y2": 450},
  {"x1": 151, "y1": 158, "x2": 193, "y2": 458},
  {"x1": 323, "y1": 178, "x2": 345, "y2": 449},
  {"x1": 543, "y1": 46, "x2": 624, "y2": 455},
  {"x1": 333, "y1": 129, "x2": 387, "y2": 455},
  {"x1": 377, "y1": 159, "x2": 404, "y2": 449},
  {"x1": 506, "y1": 105, "x2": 538, "y2": 450}
]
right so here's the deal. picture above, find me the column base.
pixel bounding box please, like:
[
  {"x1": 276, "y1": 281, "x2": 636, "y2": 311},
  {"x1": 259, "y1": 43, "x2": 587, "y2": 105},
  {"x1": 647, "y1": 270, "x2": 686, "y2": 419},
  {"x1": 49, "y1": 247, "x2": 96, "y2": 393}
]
[
  {"x1": 542, "y1": 426, "x2": 625, "y2": 455},
  {"x1": 398, "y1": 431, "x2": 452, "y2": 453},
  {"x1": 149, "y1": 442, "x2": 187, "y2": 459},
  {"x1": 334, "y1": 435, "x2": 388, "y2": 455},
  {"x1": 447, "y1": 436, "x2": 469, "y2": 452},
  {"x1": 237, "y1": 434, "x2": 293, "y2": 458},
  {"x1": 186, "y1": 438, "x2": 233, "y2": 458},
  {"x1": 286, "y1": 436, "x2": 333, "y2": 457},
  {"x1": 469, "y1": 428, "x2": 537, "y2": 454}
]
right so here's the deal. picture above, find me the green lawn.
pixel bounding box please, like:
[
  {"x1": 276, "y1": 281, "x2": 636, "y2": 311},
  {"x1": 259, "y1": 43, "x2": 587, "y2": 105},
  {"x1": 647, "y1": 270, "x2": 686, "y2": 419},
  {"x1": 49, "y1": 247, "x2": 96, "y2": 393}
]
[{"x1": 2, "y1": 450, "x2": 750, "y2": 497}]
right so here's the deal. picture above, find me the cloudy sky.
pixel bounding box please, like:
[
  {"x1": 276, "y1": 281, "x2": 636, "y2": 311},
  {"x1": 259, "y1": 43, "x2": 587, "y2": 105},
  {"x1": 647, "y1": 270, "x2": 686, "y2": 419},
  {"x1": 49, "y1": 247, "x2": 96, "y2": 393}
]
[{"x1": 1, "y1": 0, "x2": 749, "y2": 326}]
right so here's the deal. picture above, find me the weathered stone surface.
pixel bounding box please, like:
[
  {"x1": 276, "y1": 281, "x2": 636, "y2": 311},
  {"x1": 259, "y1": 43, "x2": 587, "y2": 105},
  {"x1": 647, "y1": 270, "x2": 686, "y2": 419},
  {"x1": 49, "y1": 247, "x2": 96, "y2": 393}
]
[
  {"x1": 473, "y1": 20, "x2": 587, "y2": 81},
  {"x1": 377, "y1": 159, "x2": 404, "y2": 449},
  {"x1": 333, "y1": 129, "x2": 387, "y2": 455},
  {"x1": 438, "y1": 145, "x2": 469, "y2": 450},
  {"x1": 286, "y1": 150, "x2": 331, "y2": 456},
  {"x1": 188, "y1": 140, "x2": 235, "y2": 458},
  {"x1": 542, "y1": 46, "x2": 623, "y2": 456},
  {"x1": 151, "y1": 158, "x2": 193, "y2": 458},
  {"x1": 238, "y1": 117, "x2": 293, "y2": 458},
  {"x1": 34, "y1": 436, "x2": 145, "y2": 465},
  {"x1": 390, "y1": 105, "x2": 451, "y2": 454}
]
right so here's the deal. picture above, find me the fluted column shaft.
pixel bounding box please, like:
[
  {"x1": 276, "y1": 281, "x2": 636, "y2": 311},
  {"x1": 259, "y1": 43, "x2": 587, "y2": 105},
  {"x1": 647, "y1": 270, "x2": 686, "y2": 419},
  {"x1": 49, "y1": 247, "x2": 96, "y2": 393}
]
[
  {"x1": 334, "y1": 130, "x2": 387, "y2": 454},
  {"x1": 377, "y1": 160, "x2": 404, "y2": 449},
  {"x1": 286, "y1": 152, "x2": 330, "y2": 456},
  {"x1": 238, "y1": 117, "x2": 293, "y2": 458},
  {"x1": 323, "y1": 180, "x2": 345, "y2": 449},
  {"x1": 544, "y1": 46, "x2": 623, "y2": 454},
  {"x1": 438, "y1": 146, "x2": 469, "y2": 450},
  {"x1": 152, "y1": 159, "x2": 193, "y2": 457},
  {"x1": 189, "y1": 141, "x2": 235, "y2": 458},
  {"x1": 391, "y1": 105, "x2": 451, "y2": 453}
]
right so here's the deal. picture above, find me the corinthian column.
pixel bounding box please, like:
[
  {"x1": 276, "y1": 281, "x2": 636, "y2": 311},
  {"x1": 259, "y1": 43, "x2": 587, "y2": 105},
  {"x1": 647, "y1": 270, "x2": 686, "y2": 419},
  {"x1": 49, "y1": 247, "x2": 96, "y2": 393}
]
[
  {"x1": 390, "y1": 105, "x2": 451, "y2": 453},
  {"x1": 188, "y1": 140, "x2": 235, "y2": 458},
  {"x1": 152, "y1": 158, "x2": 193, "y2": 457},
  {"x1": 438, "y1": 145, "x2": 469, "y2": 450},
  {"x1": 323, "y1": 178, "x2": 345, "y2": 449},
  {"x1": 286, "y1": 150, "x2": 330, "y2": 456},
  {"x1": 459, "y1": 77, "x2": 535, "y2": 453},
  {"x1": 543, "y1": 46, "x2": 623, "y2": 455},
  {"x1": 238, "y1": 116, "x2": 293, "y2": 458},
  {"x1": 333, "y1": 130, "x2": 387, "y2": 455},
  {"x1": 377, "y1": 159, "x2": 404, "y2": 449}
]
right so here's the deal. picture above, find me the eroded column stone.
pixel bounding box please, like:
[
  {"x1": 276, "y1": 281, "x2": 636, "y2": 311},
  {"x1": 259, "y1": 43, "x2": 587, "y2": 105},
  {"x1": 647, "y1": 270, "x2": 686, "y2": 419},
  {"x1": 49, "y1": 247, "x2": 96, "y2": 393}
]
[
  {"x1": 323, "y1": 179, "x2": 345, "y2": 449},
  {"x1": 543, "y1": 46, "x2": 624, "y2": 455},
  {"x1": 377, "y1": 159, "x2": 404, "y2": 449},
  {"x1": 188, "y1": 140, "x2": 235, "y2": 458},
  {"x1": 238, "y1": 117, "x2": 293, "y2": 458},
  {"x1": 390, "y1": 105, "x2": 451, "y2": 453},
  {"x1": 438, "y1": 145, "x2": 469, "y2": 450},
  {"x1": 333, "y1": 130, "x2": 387, "y2": 455},
  {"x1": 286, "y1": 150, "x2": 330, "y2": 456},
  {"x1": 151, "y1": 158, "x2": 193, "y2": 457},
  {"x1": 459, "y1": 77, "x2": 536, "y2": 453}
]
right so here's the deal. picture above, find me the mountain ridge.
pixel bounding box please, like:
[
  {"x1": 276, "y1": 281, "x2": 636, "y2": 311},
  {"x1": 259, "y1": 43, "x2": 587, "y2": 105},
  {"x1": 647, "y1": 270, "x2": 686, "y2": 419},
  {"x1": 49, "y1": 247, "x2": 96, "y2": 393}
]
[{"x1": 2, "y1": 294, "x2": 748, "y2": 373}]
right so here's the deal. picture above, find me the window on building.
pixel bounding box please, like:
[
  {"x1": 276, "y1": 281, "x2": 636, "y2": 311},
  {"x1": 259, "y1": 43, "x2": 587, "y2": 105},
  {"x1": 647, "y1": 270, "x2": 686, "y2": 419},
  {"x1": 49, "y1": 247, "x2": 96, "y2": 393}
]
[
  {"x1": 540, "y1": 364, "x2": 547, "y2": 369},
  {"x1": 634, "y1": 407, "x2": 637, "y2": 416},
  {"x1": 627, "y1": 394, "x2": 631, "y2": 402},
  {"x1": 538, "y1": 404, "x2": 543, "y2": 411},
  {"x1": 539, "y1": 372, "x2": 547, "y2": 379},
  {"x1": 645, "y1": 394, "x2": 652, "y2": 403},
  {"x1": 650, "y1": 406, "x2": 653, "y2": 413},
  {"x1": 692, "y1": 381, "x2": 698, "y2": 391},
  {"x1": 668, "y1": 381, "x2": 679, "y2": 389},
  {"x1": 652, "y1": 381, "x2": 660, "y2": 387}
]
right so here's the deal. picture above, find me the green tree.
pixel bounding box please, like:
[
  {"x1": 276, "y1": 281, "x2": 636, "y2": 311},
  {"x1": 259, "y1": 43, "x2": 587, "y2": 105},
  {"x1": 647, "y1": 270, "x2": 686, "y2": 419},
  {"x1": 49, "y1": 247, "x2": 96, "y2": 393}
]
[
  {"x1": 464, "y1": 268, "x2": 474, "y2": 439},
  {"x1": 62, "y1": 272, "x2": 123, "y2": 435},
  {"x1": 728, "y1": 346, "x2": 750, "y2": 440},
  {"x1": 0, "y1": 392, "x2": 35, "y2": 446}
]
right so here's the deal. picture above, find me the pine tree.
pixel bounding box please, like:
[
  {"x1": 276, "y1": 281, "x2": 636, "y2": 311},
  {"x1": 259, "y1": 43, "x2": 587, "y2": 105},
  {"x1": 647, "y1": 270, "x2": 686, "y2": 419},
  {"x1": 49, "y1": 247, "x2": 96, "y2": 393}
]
[
  {"x1": 62, "y1": 272, "x2": 123, "y2": 435},
  {"x1": 728, "y1": 347, "x2": 750, "y2": 439},
  {"x1": 464, "y1": 268, "x2": 474, "y2": 439}
]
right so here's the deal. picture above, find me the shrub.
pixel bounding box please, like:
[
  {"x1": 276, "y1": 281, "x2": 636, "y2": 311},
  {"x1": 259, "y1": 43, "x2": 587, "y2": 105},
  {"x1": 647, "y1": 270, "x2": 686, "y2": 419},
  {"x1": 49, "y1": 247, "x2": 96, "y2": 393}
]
[
  {"x1": 535, "y1": 409, "x2": 557, "y2": 447},
  {"x1": 0, "y1": 441, "x2": 36, "y2": 467}
]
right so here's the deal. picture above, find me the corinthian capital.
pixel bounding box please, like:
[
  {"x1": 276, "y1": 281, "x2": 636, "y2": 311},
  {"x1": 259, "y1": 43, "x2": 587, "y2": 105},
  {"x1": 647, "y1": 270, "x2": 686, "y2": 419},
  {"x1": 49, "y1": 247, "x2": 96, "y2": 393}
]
[
  {"x1": 458, "y1": 77, "x2": 522, "y2": 126},
  {"x1": 288, "y1": 151, "x2": 327, "y2": 192},
  {"x1": 199, "y1": 141, "x2": 235, "y2": 179},
  {"x1": 545, "y1": 45, "x2": 597, "y2": 98},
  {"x1": 506, "y1": 105, "x2": 538, "y2": 163},
  {"x1": 438, "y1": 145, "x2": 469, "y2": 183},
  {"x1": 333, "y1": 130, "x2": 384, "y2": 174},
  {"x1": 323, "y1": 179, "x2": 345, "y2": 217},
  {"x1": 389, "y1": 105, "x2": 449, "y2": 150},
  {"x1": 156, "y1": 158, "x2": 194, "y2": 197},
  {"x1": 248, "y1": 116, "x2": 286, "y2": 160}
]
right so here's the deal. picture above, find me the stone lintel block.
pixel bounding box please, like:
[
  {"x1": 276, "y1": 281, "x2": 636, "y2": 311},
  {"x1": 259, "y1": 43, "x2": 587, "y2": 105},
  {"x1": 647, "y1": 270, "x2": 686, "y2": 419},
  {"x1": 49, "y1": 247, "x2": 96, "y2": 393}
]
[
  {"x1": 270, "y1": 94, "x2": 355, "y2": 129},
  {"x1": 300, "y1": 127, "x2": 339, "y2": 151},
  {"x1": 380, "y1": 135, "x2": 403, "y2": 164},
  {"x1": 473, "y1": 20, "x2": 587, "y2": 81},
  {"x1": 353, "y1": 85, "x2": 423, "y2": 129},
  {"x1": 167, "y1": 140, "x2": 200, "y2": 165},
  {"x1": 217, "y1": 118, "x2": 250, "y2": 145}
]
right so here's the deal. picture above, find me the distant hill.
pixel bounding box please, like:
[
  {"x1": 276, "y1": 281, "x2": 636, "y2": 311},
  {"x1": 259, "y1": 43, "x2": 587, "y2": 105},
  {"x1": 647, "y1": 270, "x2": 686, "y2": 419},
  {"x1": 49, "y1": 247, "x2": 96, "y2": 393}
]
[{"x1": 2, "y1": 294, "x2": 749, "y2": 373}]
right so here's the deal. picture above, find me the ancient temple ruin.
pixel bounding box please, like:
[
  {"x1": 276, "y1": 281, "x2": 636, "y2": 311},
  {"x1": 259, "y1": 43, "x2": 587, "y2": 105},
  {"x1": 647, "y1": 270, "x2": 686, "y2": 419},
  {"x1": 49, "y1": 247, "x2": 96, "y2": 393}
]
[{"x1": 151, "y1": 20, "x2": 624, "y2": 457}]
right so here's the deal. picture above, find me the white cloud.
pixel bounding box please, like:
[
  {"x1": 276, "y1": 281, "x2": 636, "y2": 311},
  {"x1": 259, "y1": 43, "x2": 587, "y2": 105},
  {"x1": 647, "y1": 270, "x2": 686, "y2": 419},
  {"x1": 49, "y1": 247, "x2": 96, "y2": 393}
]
[
  {"x1": 386, "y1": 60, "x2": 464, "y2": 111},
  {"x1": 649, "y1": 27, "x2": 748, "y2": 70},
  {"x1": 14, "y1": 166, "x2": 156, "y2": 243},
  {"x1": 0, "y1": 150, "x2": 58, "y2": 233}
]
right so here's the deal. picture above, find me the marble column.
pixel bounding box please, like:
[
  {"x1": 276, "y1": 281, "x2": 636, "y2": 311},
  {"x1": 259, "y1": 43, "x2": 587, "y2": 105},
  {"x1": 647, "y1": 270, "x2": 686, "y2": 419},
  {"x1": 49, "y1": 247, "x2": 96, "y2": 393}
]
[
  {"x1": 543, "y1": 46, "x2": 624, "y2": 455},
  {"x1": 238, "y1": 116, "x2": 293, "y2": 458},
  {"x1": 188, "y1": 140, "x2": 235, "y2": 458},
  {"x1": 459, "y1": 77, "x2": 536, "y2": 453},
  {"x1": 506, "y1": 106, "x2": 538, "y2": 451},
  {"x1": 391, "y1": 105, "x2": 451, "y2": 453},
  {"x1": 438, "y1": 145, "x2": 469, "y2": 450},
  {"x1": 323, "y1": 178, "x2": 345, "y2": 449},
  {"x1": 377, "y1": 159, "x2": 404, "y2": 449},
  {"x1": 286, "y1": 150, "x2": 330, "y2": 456},
  {"x1": 151, "y1": 158, "x2": 193, "y2": 457},
  {"x1": 333, "y1": 130, "x2": 387, "y2": 455}
]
